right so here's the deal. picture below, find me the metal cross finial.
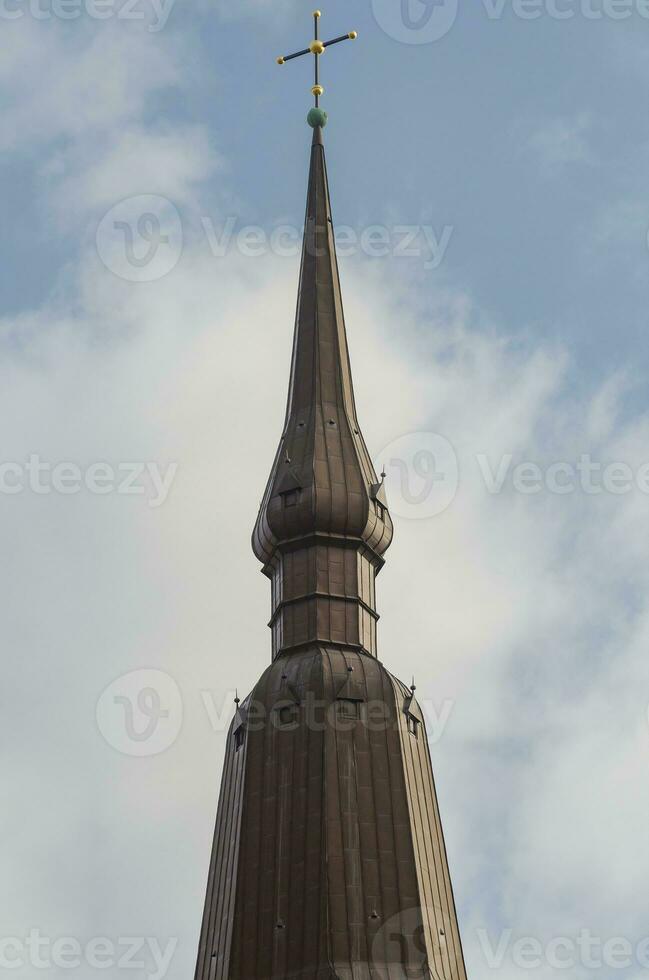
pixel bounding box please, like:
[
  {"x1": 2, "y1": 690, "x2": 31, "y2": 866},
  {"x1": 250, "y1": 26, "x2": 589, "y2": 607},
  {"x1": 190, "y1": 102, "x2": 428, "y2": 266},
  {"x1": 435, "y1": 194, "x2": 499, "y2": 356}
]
[{"x1": 276, "y1": 10, "x2": 358, "y2": 108}]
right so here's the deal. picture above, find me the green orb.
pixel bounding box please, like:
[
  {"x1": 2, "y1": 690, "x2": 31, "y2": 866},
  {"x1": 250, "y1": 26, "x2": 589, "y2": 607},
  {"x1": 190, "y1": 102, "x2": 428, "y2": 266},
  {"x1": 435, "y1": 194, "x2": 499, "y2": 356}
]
[{"x1": 307, "y1": 107, "x2": 328, "y2": 129}]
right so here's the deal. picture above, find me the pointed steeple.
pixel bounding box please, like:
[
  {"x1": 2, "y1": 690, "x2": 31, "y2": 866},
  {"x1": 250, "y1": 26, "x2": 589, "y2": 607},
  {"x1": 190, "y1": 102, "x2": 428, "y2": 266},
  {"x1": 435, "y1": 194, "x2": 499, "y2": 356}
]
[
  {"x1": 196, "y1": 39, "x2": 469, "y2": 980},
  {"x1": 252, "y1": 126, "x2": 393, "y2": 660}
]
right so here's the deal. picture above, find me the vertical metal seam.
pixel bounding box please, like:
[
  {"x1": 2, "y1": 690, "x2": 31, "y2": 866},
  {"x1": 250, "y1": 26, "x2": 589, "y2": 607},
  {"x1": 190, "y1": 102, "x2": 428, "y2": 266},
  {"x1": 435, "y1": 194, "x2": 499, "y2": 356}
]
[
  {"x1": 418, "y1": 705, "x2": 468, "y2": 980},
  {"x1": 358, "y1": 650, "x2": 386, "y2": 966}
]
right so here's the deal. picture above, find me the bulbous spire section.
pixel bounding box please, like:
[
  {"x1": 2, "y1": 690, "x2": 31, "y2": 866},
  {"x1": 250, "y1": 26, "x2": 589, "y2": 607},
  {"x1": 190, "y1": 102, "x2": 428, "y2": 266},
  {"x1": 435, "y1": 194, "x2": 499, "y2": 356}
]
[
  {"x1": 252, "y1": 127, "x2": 392, "y2": 659},
  {"x1": 253, "y1": 127, "x2": 392, "y2": 566}
]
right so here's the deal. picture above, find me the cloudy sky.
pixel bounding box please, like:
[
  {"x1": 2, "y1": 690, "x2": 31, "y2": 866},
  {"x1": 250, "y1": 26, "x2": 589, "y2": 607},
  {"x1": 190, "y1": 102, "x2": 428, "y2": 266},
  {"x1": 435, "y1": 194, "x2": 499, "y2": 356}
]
[{"x1": 2, "y1": 0, "x2": 649, "y2": 978}]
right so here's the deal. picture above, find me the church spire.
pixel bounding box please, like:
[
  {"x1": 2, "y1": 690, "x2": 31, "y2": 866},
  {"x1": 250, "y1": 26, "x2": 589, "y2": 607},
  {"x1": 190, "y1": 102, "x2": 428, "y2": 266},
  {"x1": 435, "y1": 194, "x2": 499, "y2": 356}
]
[
  {"x1": 252, "y1": 123, "x2": 392, "y2": 659},
  {"x1": 195, "y1": 24, "x2": 470, "y2": 980}
]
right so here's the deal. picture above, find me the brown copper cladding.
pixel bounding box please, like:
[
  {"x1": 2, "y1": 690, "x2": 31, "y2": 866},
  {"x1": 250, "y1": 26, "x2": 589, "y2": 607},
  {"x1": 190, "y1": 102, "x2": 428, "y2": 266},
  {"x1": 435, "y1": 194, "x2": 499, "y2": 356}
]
[
  {"x1": 194, "y1": 127, "x2": 468, "y2": 980},
  {"x1": 252, "y1": 125, "x2": 393, "y2": 661}
]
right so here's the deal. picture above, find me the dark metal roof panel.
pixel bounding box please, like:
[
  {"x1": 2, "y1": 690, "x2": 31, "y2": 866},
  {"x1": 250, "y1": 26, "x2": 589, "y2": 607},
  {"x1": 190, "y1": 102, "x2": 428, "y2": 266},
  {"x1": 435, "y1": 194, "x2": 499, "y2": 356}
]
[
  {"x1": 194, "y1": 712, "x2": 247, "y2": 980},
  {"x1": 389, "y1": 674, "x2": 469, "y2": 980},
  {"x1": 195, "y1": 648, "x2": 467, "y2": 980}
]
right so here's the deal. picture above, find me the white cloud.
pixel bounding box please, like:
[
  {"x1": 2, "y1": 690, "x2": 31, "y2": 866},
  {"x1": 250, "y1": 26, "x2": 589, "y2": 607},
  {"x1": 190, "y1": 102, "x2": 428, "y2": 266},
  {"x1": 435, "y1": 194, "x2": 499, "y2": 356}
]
[
  {"x1": 0, "y1": 23, "x2": 181, "y2": 153},
  {"x1": 46, "y1": 124, "x2": 220, "y2": 221},
  {"x1": 522, "y1": 112, "x2": 594, "y2": 176}
]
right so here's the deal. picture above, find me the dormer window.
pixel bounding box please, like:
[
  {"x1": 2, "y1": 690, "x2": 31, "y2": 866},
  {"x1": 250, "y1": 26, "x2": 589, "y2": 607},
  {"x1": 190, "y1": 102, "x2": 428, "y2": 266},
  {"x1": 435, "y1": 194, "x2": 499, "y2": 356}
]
[
  {"x1": 284, "y1": 489, "x2": 300, "y2": 508},
  {"x1": 278, "y1": 704, "x2": 299, "y2": 727},
  {"x1": 336, "y1": 699, "x2": 365, "y2": 724},
  {"x1": 407, "y1": 715, "x2": 419, "y2": 738}
]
